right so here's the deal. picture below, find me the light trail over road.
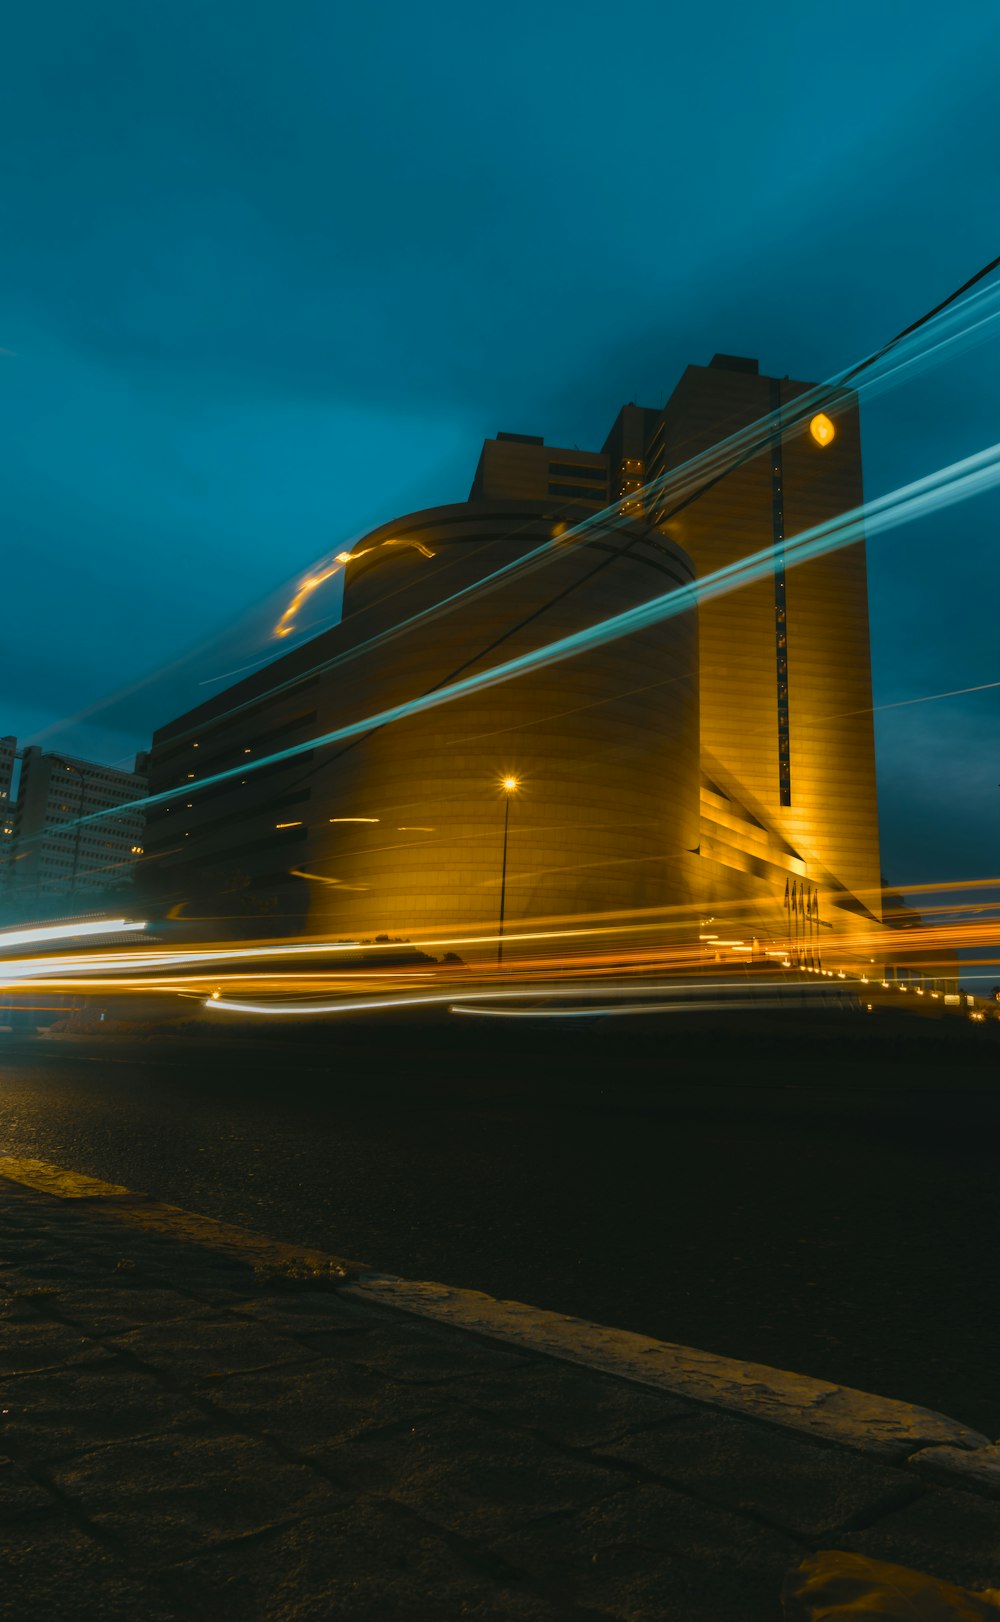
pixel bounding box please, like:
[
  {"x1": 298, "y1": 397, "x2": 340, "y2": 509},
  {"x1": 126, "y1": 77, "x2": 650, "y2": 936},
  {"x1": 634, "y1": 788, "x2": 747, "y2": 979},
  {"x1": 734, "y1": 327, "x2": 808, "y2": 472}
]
[{"x1": 0, "y1": 877, "x2": 997, "y2": 1012}]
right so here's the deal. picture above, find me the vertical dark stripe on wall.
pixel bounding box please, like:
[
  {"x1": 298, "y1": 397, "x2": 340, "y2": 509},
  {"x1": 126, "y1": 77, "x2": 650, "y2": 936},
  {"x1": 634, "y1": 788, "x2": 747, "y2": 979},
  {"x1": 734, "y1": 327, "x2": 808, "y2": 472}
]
[{"x1": 769, "y1": 379, "x2": 791, "y2": 805}]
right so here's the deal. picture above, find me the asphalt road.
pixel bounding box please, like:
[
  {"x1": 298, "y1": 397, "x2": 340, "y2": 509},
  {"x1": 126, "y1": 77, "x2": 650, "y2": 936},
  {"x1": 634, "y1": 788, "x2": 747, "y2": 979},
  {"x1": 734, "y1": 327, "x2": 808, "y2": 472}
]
[{"x1": 1, "y1": 1009, "x2": 999, "y2": 1435}]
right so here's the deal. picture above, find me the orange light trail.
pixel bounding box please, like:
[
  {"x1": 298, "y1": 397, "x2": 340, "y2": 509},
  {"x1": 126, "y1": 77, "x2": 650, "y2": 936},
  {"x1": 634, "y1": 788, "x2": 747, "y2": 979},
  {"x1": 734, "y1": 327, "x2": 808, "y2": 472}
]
[
  {"x1": 273, "y1": 557, "x2": 347, "y2": 639},
  {"x1": 0, "y1": 916, "x2": 991, "y2": 1002},
  {"x1": 2, "y1": 876, "x2": 998, "y2": 1012},
  {"x1": 273, "y1": 538, "x2": 436, "y2": 640}
]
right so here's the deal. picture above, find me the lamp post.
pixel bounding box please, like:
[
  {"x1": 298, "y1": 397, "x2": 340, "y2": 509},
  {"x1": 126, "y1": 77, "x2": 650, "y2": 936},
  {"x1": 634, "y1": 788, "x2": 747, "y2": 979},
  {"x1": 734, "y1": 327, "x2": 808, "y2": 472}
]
[{"x1": 497, "y1": 776, "x2": 519, "y2": 968}]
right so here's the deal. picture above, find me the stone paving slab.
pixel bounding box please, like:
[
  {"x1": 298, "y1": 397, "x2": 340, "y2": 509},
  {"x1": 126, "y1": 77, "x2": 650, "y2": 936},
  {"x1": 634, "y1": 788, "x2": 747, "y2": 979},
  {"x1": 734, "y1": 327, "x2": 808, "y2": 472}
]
[
  {"x1": 321, "y1": 1408, "x2": 632, "y2": 1539},
  {"x1": 106, "y1": 1313, "x2": 322, "y2": 1382},
  {"x1": 45, "y1": 1431, "x2": 339, "y2": 1565},
  {"x1": 227, "y1": 1290, "x2": 378, "y2": 1336},
  {"x1": 490, "y1": 1481, "x2": 806, "y2": 1622},
  {"x1": 0, "y1": 1317, "x2": 118, "y2": 1376},
  {"x1": 170, "y1": 1499, "x2": 566, "y2": 1622},
  {"x1": 447, "y1": 1360, "x2": 692, "y2": 1449},
  {"x1": 196, "y1": 1360, "x2": 451, "y2": 1455},
  {"x1": 2, "y1": 1364, "x2": 209, "y2": 1461},
  {"x1": 2, "y1": 1170, "x2": 1000, "y2": 1619},
  {"x1": 28, "y1": 1282, "x2": 219, "y2": 1337},
  {"x1": 594, "y1": 1407, "x2": 922, "y2": 1541},
  {"x1": 0, "y1": 1454, "x2": 57, "y2": 1519},
  {"x1": 1, "y1": 1517, "x2": 183, "y2": 1622},
  {"x1": 339, "y1": 1318, "x2": 534, "y2": 1384}
]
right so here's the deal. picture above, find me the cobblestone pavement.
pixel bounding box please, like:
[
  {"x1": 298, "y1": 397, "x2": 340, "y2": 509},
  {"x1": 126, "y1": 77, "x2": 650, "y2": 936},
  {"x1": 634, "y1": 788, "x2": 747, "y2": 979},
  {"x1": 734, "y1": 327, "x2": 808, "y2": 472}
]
[{"x1": 2, "y1": 1176, "x2": 999, "y2": 1621}]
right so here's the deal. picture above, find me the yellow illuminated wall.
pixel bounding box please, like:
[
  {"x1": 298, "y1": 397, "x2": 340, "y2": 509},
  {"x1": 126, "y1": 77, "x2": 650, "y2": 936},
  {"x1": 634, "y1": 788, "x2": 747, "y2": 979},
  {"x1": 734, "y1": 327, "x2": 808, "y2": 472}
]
[
  {"x1": 148, "y1": 501, "x2": 701, "y2": 948},
  {"x1": 649, "y1": 359, "x2": 882, "y2": 936},
  {"x1": 305, "y1": 502, "x2": 699, "y2": 940}
]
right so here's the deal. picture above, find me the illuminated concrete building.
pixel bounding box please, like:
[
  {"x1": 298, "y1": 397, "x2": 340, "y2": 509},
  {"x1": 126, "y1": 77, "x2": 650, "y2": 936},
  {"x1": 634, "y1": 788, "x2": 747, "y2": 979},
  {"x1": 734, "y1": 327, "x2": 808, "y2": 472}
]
[
  {"x1": 9, "y1": 746, "x2": 148, "y2": 902},
  {"x1": 146, "y1": 355, "x2": 931, "y2": 979},
  {"x1": 644, "y1": 357, "x2": 883, "y2": 955},
  {"x1": 147, "y1": 503, "x2": 700, "y2": 939}
]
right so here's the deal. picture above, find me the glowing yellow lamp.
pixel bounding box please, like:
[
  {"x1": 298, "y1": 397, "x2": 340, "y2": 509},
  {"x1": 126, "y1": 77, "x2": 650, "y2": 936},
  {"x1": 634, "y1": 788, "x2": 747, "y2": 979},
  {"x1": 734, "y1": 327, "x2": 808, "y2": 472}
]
[
  {"x1": 502, "y1": 776, "x2": 519, "y2": 793},
  {"x1": 810, "y1": 412, "x2": 835, "y2": 447}
]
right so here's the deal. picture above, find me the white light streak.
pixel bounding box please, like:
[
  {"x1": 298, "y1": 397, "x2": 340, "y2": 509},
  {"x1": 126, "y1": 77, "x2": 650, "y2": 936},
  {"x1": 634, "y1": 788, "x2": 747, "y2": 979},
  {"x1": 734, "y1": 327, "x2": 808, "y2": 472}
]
[
  {"x1": 0, "y1": 919, "x2": 146, "y2": 951},
  {"x1": 450, "y1": 996, "x2": 850, "y2": 1019},
  {"x1": 204, "y1": 978, "x2": 859, "y2": 1018}
]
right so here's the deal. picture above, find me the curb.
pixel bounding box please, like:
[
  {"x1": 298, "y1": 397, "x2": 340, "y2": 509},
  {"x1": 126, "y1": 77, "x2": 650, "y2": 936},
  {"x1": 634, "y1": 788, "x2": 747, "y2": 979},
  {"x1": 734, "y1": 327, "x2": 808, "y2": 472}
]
[
  {"x1": 0, "y1": 1156, "x2": 365, "y2": 1284},
  {"x1": 2, "y1": 1156, "x2": 997, "y2": 1492},
  {"x1": 344, "y1": 1273, "x2": 994, "y2": 1472}
]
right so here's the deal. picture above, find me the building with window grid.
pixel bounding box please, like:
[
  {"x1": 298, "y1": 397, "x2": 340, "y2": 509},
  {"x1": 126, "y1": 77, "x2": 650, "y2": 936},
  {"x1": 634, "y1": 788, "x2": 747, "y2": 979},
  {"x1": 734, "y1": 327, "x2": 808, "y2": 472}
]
[
  {"x1": 8, "y1": 746, "x2": 148, "y2": 903},
  {"x1": 0, "y1": 737, "x2": 16, "y2": 897}
]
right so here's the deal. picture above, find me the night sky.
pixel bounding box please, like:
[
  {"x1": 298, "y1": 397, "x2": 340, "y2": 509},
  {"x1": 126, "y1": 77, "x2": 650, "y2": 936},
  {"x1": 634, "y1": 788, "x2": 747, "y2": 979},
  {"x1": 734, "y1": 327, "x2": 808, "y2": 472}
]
[{"x1": 3, "y1": 2, "x2": 998, "y2": 888}]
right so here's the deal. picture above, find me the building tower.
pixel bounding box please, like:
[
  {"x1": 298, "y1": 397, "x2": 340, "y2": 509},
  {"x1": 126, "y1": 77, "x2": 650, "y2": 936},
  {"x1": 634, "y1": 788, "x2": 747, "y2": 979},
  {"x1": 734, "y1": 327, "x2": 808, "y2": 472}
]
[{"x1": 647, "y1": 356, "x2": 882, "y2": 929}]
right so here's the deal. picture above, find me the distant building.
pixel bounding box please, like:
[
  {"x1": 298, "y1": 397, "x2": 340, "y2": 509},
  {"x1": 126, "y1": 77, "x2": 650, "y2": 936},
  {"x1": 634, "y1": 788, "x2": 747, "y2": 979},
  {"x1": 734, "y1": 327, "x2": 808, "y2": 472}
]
[
  {"x1": 0, "y1": 737, "x2": 16, "y2": 895},
  {"x1": 143, "y1": 355, "x2": 950, "y2": 986},
  {"x1": 9, "y1": 746, "x2": 148, "y2": 902}
]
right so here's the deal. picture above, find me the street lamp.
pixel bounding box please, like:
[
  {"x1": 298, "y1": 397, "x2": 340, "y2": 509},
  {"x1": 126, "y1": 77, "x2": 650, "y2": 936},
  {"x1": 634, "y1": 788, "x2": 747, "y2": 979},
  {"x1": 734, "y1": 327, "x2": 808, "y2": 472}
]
[
  {"x1": 809, "y1": 412, "x2": 836, "y2": 447},
  {"x1": 497, "y1": 776, "x2": 519, "y2": 967}
]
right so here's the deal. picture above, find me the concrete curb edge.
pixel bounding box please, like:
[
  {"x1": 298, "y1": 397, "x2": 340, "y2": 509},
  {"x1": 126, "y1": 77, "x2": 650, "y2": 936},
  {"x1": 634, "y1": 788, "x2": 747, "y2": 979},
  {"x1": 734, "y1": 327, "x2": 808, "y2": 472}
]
[
  {"x1": 2, "y1": 1156, "x2": 997, "y2": 1493},
  {"x1": 344, "y1": 1273, "x2": 1000, "y2": 1484}
]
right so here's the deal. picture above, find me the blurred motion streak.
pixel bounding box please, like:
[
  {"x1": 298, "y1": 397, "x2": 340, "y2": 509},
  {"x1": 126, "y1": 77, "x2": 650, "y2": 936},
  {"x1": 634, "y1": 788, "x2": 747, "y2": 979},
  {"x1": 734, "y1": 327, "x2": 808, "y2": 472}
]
[
  {"x1": 0, "y1": 881, "x2": 996, "y2": 1013},
  {"x1": 0, "y1": 919, "x2": 146, "y2": 951},
  {"x1": 273, "y1": 539, "x2": 436, "y2": 640},
  {"x1": 37, "y1": 267, "x2": 1000, "y2": 782},
  {"x1": 72, "y1": 437, "x2": 1000, "y2": 831}
]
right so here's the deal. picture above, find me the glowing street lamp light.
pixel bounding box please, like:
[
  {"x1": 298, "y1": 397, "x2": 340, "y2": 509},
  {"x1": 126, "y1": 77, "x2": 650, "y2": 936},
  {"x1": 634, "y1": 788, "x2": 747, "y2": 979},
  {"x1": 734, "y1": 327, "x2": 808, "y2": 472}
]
[
  {"x1": 497, "y1": 776, "x2": 520, "y2": 967},
  {"x1": 809, "y1": 412, "x2": 835, "y2": 447}
]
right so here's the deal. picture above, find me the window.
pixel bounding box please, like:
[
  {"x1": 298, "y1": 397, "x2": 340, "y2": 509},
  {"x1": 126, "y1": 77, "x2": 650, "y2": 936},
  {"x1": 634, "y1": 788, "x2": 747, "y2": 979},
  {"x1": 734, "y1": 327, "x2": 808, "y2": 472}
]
[
  {"x1": 548, "y1": 461, "x2": 606, "y2": 482},
  {"x1": 547, "y1": 484, "x2": 606, "y2": 501}
]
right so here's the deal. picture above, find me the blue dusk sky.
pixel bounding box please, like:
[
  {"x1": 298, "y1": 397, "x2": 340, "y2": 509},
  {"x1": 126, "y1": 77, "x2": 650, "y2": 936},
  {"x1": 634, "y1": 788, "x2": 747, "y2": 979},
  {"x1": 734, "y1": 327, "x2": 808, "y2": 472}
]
[{"x1": 2, "y1": 1, "x2": 999, "y2": 888}]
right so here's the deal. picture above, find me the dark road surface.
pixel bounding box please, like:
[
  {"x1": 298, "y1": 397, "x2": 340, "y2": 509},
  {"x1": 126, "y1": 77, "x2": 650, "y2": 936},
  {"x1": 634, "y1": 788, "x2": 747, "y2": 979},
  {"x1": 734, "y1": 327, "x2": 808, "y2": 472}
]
[{"x1": 1, "y1": 1010, "x2": 999, "y2": 1435}]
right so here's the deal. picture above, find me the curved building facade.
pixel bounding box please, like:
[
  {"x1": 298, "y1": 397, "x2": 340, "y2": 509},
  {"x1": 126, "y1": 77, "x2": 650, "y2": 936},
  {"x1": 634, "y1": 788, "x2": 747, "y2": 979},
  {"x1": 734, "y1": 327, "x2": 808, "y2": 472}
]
[
  {"x1": 146, "y1": 499, "x2": 699, "y2": 948},
  {"x1": 304, "y1": 500, "x2": 699, "y2": 939}
]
